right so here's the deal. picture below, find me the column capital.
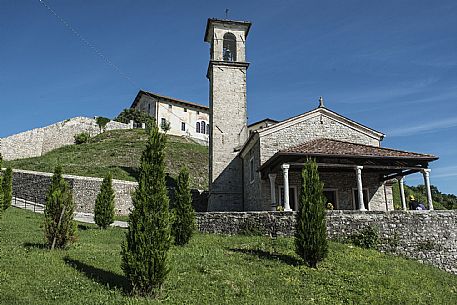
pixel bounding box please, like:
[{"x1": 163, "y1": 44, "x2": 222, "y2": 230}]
[
  {"x1": 421, "y1": 168, "x2": 431, "y2": 175},
  {"x1": 268, "y1": 173, "x2": 277, "y2": 180},
  {"x1": 355, "y1": 165, "x2": 363, "y2": 171},
  {"x1": 396, "y1": 176, "x2": 405, "y2": 183},
  {"x1": 281, "y1": 163, "x2": 290, "y2": 170}
]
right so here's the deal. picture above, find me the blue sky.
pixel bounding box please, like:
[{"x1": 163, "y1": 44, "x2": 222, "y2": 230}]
[{"x1": 1, "y1": 0, "x2": 456, "y2": 194}]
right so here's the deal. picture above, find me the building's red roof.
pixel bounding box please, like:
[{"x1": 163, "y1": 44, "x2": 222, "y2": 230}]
[{"x1": 283, "y1": 138, "x2": 437, "y2": 160}]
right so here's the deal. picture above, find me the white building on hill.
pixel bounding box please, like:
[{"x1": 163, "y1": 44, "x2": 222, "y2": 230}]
[{"x1": 130, "y1": 90, "x2": 210, "y2": 145}]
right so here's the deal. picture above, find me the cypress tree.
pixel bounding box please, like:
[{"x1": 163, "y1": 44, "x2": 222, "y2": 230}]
[
  {"x1": 94, "y1": 173, "x2": 115, "y2": 229},
  {"x1": 2, "y1": 168, "x2": 12, "y2": 210},
  {"x1": 295, "y1": 158, "x2": 328, "y2": 268},
  {"x1": 0, "y1": 154, "x2": 4, "y2": 217},
  {"x1": 121, "y1": 124, "x2": 171, "y2": 297},
  {"x1": 172, "y1": 167, "x2": 196, "y2": 246},
  {"x1": 44, "y1": 166, "x2": 77, "y2": 249}
]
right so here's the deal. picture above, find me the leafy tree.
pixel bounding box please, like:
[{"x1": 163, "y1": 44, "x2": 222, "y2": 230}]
[
  {"x1": 114, "y1": 108, "x2": 151, "y2": 124},
  {"x1": 96, "y1": 116, "x2": 111, "y2": 132},
  {"x1": 74, "y1": 132, "x2": 90, "y2": 144},
  {"x1": 172, "y1": 167, "x2": 196, "y2": 246},
  {"x1": 2, "y1": 168, "x2": 12, "y2": 210},
  {"x1": 44, "y1": 166, "x2": 76, "y2": 249},
  {"x1": 295, "y1": 159, "x2": 328, "y2": 268},
  {"x1": 94, "y1": 173, "x2": 115, "y2": 229},
  {"x1": 121, "y1": 125, "x2": 171, "y2": 296}
]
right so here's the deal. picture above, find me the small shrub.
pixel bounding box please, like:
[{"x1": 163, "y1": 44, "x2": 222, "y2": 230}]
[
  {"x1": 96, "y1": 116, "x2": 111, "y2": 132},
  {"x1": 172, "y1": 167, "x2": 196, "y2": 246},
  {"x1": 2, "y1": 168, "x2": 12, "y2": 210},
  {"x1": 350, "y1": 225, "x2": 379, "y2": 249},
  {"x1": 295, "y1": 159, "x2": 328, "y2": 268},
  {"x1": 74, "y1": 132, "x2": 90, "y2": 144},
  {"x1": 94, "y1": 173, "x2": 115, "y2": 229},
  {"x1": 44, "y1": 166, "x2": 77, "y2": 249}
]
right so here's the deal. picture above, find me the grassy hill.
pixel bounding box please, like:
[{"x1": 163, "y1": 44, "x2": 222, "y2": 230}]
[
  {"x1": 1, "y1": 208, "x2": 456, "y2": 304},
  {"x1": 4, "y1": 129, "x2": 209, "y2": 190}
]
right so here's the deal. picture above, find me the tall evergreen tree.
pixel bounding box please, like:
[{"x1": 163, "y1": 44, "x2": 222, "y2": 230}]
[
  {"x1": 2, "y1": 168, "x2": 12, "y2": 210},
  {"x1": 295, "y1": 159, "x2": 328, "y2": 268},
  {"x1": 94, "y1": 173, "x2": 115, "y2": 229},
  {"x1": 44, "y1": 166, "x2": 76, "y2": 249},
  {"x1": 0, "y1": 154, "x2": 4, "y2": 217},
  {"x1": 121, "y1": 125, "x2": 171, "y2": 297},
  {"x1": 172, "y1": 167, "x2": 196, "y2": 246}
]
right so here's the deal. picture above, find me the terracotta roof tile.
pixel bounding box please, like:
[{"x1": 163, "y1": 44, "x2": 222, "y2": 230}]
[{"x1": 283, "y1": 138, "x2": 437, "y2": 160}]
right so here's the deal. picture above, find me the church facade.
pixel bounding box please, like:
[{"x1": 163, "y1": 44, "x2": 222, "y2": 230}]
[{"x1": 205, "y1": 18, "x2": 438, "y2": 212}]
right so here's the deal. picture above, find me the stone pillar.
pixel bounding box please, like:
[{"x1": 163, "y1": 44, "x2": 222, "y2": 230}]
[
  {"x1": 281, "y1": 164, "x2": 291, "y2": 211},
  {"x1": 268, "y1": 173, "x2": 277, "y2": 211},
  {"x1": 398, "y1": 176, "x2": 407, "y2": 211},
  {"x1": 422, "y1": 169, "x2": 433, "y2": 210},
  {"x1": 129, "y1": 120, "x2": 134, "y2": 129},
  {"x1": 141, "y1": 123, "x2": 146, "y2": 129},
  {"x1": 355, "y1": 166, "x2": 366, "y2": 211}
]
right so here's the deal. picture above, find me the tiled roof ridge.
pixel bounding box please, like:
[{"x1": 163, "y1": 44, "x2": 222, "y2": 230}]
[{"x1": 284, "y1": 138, "x2": 437, "y2": 159}]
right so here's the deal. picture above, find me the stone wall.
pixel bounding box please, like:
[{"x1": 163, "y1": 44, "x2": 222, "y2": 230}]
[
  {"x1": 11, "y1": 169, "x2": 208, "y2": 215},
  {"x1": 259, "y1": 112, "x2": 381, "y2": 164},
  {"x1": 0, "y1": 117, "x2": 131, "y2": 161},
  {"x1": 196, "y1": 210, "x2": 457, "y2": 275}
]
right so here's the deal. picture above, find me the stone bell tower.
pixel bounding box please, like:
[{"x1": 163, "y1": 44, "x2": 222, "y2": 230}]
[{"x1": 204, "y1": 18, "x2": 251, "y2": 211}]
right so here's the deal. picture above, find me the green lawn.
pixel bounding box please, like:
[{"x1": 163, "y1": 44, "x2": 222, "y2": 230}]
[
  {"x1": 1, "y1": 208, "x2": 456, "y2": 305},
  {"x1": 4, "y1": 129, "x2": 208, "y2": 189}
]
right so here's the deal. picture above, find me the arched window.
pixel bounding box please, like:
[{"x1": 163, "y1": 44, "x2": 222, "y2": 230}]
[
  {"x1": 200, "y1": 121, "x2": 206, "y2": 134},
  {"x1": 223, "y1": 32, "x2": 237, "y2": 62},
  {"x1": 196, "y1": 122, "x2": 200, "y2": 133},
  {"x1": 206, "y1": 124, "x2": 210, "y2": 135}
]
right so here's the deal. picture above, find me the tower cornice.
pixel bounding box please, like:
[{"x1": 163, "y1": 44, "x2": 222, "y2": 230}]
[{"x1": 206, "y1": 60, "x2": 250, "y2": 79}]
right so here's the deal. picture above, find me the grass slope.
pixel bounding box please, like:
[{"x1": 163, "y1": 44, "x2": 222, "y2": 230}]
[
  {"x1": 1, "y1": 208, "x2": 456, "y2": 304},
  {"x1": 4, "y1": 129, "x2": 208, "y2": 189}
]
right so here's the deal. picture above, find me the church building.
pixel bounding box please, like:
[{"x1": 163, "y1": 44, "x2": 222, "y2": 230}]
[{"x1": 205, "y1": 18, "x2": 438, "y2": 212}]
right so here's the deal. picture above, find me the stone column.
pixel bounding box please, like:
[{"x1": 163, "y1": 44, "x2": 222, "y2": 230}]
[
  {"x1": 281, "y1": 164, "x2": 291, "y2": 212},
  {"x1": 398, "y1": 176, "x2": 407, "y2": 211},
  {"x1": 268, "y1": 173, "x2": 277, "y2": 211},
  {"x1": 422, "y1": 169, "x2": 434, "y2": 210},
  {"x1": 355, "y1": 166, "x2": 366, "y2": 211}
]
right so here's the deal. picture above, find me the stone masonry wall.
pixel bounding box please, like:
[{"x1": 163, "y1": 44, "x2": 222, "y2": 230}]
[
  {"x1": 0, "y1": 117, "x2": 131, "y2": 161},
  {"x1": 259, "y1": 114, "x2": 380, "y2": 164},
  {"x1": 12, "y1": 169, "x2": 208, "y2": 215},
  {"x1": 196, "y1": 210, "x2": 457, "y2": 275}
]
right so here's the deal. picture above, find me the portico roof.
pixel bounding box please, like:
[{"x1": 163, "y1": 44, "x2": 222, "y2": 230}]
[{"x1": 259, "y1": 138, "x2": 438, "y2": 180}]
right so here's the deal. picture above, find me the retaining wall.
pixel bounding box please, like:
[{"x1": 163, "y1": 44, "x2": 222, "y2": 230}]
[
  {"x1": 12, "y1": 169, "x2": 208, "y2": 215},
  {"x1": 196, "y1": 210, "x2": 457, "y2": 275},
  {"x1": 0, "y1": 117, "x2": 131, "y2": 161}
]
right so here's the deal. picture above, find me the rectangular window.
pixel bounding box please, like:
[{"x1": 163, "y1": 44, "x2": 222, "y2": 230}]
[
  {"x1": 352, "y1": 188, "x2": 369, "y2": 210},
  {"x1": 197, "y1": 111, "x2": 200, "y2": 115},
  {"x1": 249, "y1": 157, "x2": 255, "y2": 183},
  {"x1": 184, "y1": 108, "x2": 187, "y2": 112},
  {"x1": 168, "y1": 104, "x2": 172, "y2": 109},
  {"x1": 181, "y1": 122, "x2": 186, "y2": 131}
]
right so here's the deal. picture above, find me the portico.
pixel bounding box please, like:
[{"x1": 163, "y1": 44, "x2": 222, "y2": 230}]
[{"x1": 259, "y1": 139, "x2": 438, "y2": 211}]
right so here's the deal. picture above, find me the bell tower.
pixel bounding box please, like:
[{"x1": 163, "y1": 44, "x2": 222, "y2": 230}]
[{"x1": 204, "y1": 18, "x2": 251, "y2": 211}]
